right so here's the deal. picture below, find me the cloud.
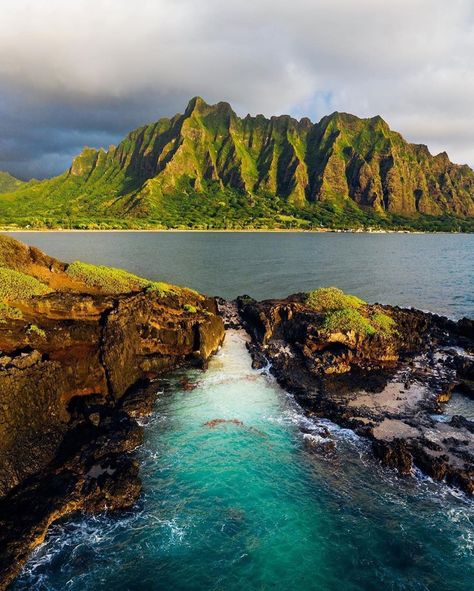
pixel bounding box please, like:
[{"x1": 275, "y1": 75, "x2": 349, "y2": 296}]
[{"x1": 0, "y1": 0, "x2": 473, "y2": 178}]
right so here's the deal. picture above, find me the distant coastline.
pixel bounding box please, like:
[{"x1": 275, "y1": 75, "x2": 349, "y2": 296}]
[
  {"x1": 0, "y1": 227, "x2": 432, "y2": 234},
  {"x1": 1, "y1": 227, "x2": 469, "y2": 235}
]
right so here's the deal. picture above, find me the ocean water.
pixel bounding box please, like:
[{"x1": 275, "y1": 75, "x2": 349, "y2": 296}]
[
  {"x1": 9, "y1": 231, "x2": 474, "y2": 318},
  {"x1": 13, "y1": 332, "x2": 474, "y2": 591},
  {"x1": 6, "y1": 232, "x2": 474, "y2": 590}
]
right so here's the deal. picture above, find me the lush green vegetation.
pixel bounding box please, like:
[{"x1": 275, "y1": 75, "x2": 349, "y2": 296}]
[
  {"x1": 0, "y1": 171, "x2": 23, "y2": 193},
  {"x1": 307, "y1": 287, "x2": 364, "y2": 312},
  {"x1": 0, "y1": 98, "x2": 472, "y2": 233},
  {"x1": 66, "y1": 260, "x2": 191, "y2": 297},
  {"x1": 0, "y1": 268, "x2": 52, "y2": 301},
  {"x1": 1, "y1": 182, "x2": 472, "y2": 232},
  {"x1": 307, "y1": 286, "x2": 396, "y2": 336},
  {"x1": 324, "y1": 308, "x2": 376, "y2": 336}
]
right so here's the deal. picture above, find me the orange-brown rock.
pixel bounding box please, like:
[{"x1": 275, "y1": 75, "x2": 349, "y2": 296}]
[{"x1": 0, "y1": 235, "x2": 225, "y2": 588}]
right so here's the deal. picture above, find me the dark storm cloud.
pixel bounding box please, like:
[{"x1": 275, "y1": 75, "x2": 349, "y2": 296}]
[
  {"x1": 0, "y1": 90, "x2": 186, "y2": 178},
  {"x1": 0, "y1": 0, "x2": 473, "y2": 179}
]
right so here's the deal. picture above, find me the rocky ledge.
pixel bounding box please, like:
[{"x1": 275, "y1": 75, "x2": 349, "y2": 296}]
[
  {"x1": 0, "y1": 235, "x2": 224, "y2": 588},
  {"x1": 237, "y1": 288, "x2": 474, "y2": 494}
]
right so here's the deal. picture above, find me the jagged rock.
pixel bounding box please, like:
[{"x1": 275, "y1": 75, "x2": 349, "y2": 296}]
[
  {"x1": 238, "y1": 293, "x2": 474, "y2": 494},
  {"x1": 0, "y1": 236, "x2": 225, "y2": 588}
]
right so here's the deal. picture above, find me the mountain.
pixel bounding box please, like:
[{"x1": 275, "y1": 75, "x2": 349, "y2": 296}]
[
  {"x1": 0, "y1": 171, "x2": 24, "y2": 194},
  {"x1": 0, "y1": 97, "x2": 473, "y2": 230}
]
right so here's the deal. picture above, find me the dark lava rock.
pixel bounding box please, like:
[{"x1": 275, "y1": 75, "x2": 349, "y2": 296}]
[
  {"x1": 0, "y1": 386, "x2": 146, "y2": 589},
  {"x1": 238, "y1": 295, "x2": 474, "y2": 495}
]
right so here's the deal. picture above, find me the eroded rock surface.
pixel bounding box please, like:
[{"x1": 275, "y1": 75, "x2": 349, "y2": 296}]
[
  {"x1": 0, "y1": 235, "x2": 224, "y2": 587},
  {"x1": 237, "y1": 294, "x2": 474, "y2": 494}
]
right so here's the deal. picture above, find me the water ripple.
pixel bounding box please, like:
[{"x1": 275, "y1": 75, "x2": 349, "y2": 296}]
[{"x1": 13, "y1": 331, "x2": 474, "y2": 591}]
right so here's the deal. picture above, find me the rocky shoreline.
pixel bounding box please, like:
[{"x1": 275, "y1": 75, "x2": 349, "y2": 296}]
[
  {"x1": 1, "y1": 235, "x2": 473, "y2": 589},
  {"x1": 235, "y1": 293, "x2": 474, "y2": 495},
  {"x1": 0, "y1": 235, "x2": 224, "y2": 588}
]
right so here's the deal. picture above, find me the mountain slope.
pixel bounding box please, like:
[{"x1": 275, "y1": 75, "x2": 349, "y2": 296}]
[
  {"x1": 0, "y1": 171, "x2": 24, "y2": 193},
  {"x1": 1, "y1": 97, "x2": 473, "y2": 230}
]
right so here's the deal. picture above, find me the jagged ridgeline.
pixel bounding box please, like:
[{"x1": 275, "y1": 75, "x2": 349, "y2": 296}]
[{"x1": 1, "y1": 97, "x2": 473, "y2": 230}]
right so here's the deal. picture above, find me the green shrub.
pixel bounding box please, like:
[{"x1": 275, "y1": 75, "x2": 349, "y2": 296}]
[
  {"x1": 0, "y1": 268, "x2": 52, "y2": 301},
  {"x1": 371, "y1": 312, "x2": 396, "y2": 334},
  {"x1": 307, "y1": 287, "x2": 365, "y2": 312},
  {"x1": 183, "y1": 303, "x2": 197, "y2": 313},
  {"x1": 324, "y1": 308, "x2": 376, "y2": 336},
  {"x1": 27, "y1": 324, "x2": 46, "y2": 339}
]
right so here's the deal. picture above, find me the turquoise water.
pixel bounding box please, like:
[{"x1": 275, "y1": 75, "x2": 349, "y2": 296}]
[
  {"x1": 8, "y1": 231, "x2": 474, "y2": 318},
  {"x1": 14, "y1": 332, "x2": 474, "y2": 591}
]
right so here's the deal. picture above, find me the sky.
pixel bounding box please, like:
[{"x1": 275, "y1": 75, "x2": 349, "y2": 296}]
[{"x1": 0, "y1": 0, "x2": 473, "y2": 179}]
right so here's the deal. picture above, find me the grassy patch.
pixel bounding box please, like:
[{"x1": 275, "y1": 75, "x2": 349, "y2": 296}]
[
  {"x1": 371, "y1": 312, "x2": 396, "y2": 334},
  {"x1": 183, "y1": 304, "x2": 198, "y2": 313},
  {"x1": 308, "y1": 287, "x2": 398, "y2": 337},
  {"x1": 66, "y1": 261, "x2": 153, "y2": 294},
  {"x1": 307, "y1": 287, "x2": 365, "y2": 313},
  {"x1": 66, "y1": 260, "x2": 190, "y2": 297},
  {"x1": 324, "y1": 308, "x2": 376, "y2": 336},
  {"x1": 0, "y1": 268, "x2": 52, "y2": 301}
]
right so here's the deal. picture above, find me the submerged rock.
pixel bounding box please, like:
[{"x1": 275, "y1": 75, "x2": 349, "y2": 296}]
[
  {"x1": 237, "y1": 290, "x2": 474, "y2": 494},
  {"x1": 204, "y1": 418, "x2": 245, "y2": 428}
]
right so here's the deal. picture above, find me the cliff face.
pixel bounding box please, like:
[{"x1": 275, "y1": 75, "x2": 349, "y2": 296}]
[
  {"x1": 0, "y1": 235, "x2": 225, "y2": 498},
  {"x1": 0, "y1": 234, "x2": 225, "y2": 587},
  {"x1": 1, "y1": 98, "x2": 473, "y2": 223}
]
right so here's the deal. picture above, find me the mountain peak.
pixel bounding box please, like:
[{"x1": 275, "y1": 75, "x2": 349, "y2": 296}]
[
  {"x1": 184, "y1": 96, "x2": 236, "y2": 119},
  {"x1": 184, "y1": 96, "x2": 209, "y2": 115}
]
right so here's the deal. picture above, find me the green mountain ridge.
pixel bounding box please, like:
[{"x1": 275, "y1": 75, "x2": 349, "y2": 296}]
[
  {"x1": 0, "y1": 171, "x2": 24, "y2": 194},
  {"x1": 1, "y1": 96, "x2": 473, "y2": 231}
]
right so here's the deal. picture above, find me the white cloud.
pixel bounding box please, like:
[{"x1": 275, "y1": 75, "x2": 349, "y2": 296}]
[{"x1": 0, "y1": 0, "x2": 473, "y2": 177}]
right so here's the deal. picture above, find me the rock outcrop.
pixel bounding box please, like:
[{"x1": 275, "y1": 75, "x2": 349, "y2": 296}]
[
  {"x1": 237, "y1": 291, "x2": 474, "y2": 494},
  {"x1": 0, "y1": 235, "x2": 224, "y2": 587}
]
